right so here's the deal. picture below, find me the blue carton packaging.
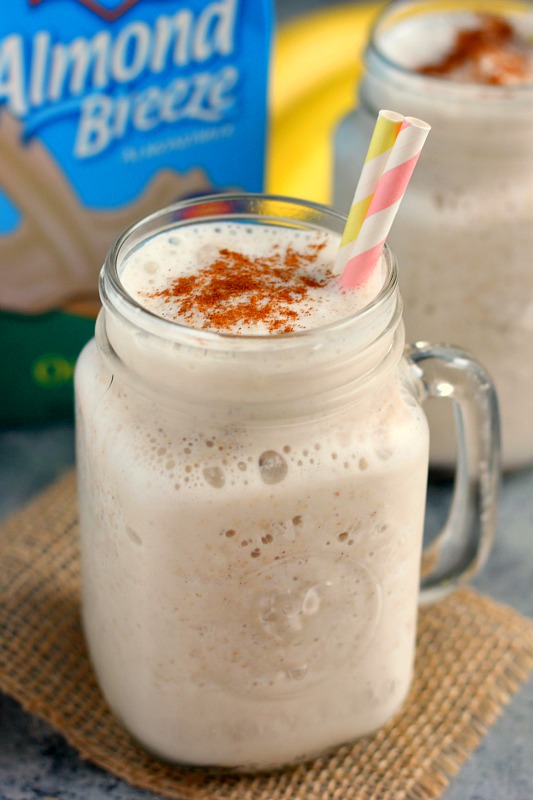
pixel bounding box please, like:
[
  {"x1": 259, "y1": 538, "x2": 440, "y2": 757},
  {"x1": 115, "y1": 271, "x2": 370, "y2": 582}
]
[{"x1": 0, "y1": 0, "x2": 273, "y2": 423}]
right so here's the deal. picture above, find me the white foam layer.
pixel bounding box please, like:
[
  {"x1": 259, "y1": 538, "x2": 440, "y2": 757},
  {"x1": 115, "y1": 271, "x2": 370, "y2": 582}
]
[{"x1": 120, "y1": 221, "x2": 384, "y2": 335}]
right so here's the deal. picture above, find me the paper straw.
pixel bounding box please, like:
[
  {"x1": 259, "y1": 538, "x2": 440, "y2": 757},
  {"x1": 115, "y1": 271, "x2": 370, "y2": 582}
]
[
  {"x1": 338, "y1": 110, "x2": 404, "y2": 251},
  {"x1": 336, "y1": 113, "x2": 431, "y2": 290}
]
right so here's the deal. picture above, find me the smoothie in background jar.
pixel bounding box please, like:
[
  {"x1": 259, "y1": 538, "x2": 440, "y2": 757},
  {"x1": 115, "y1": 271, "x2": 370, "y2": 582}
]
[
  {"x1": 75, "y1": 195, "x2": 499, "y2": 770},
  {"x1": 334, "y1": 0, "x2": 533, "y2": 470}
]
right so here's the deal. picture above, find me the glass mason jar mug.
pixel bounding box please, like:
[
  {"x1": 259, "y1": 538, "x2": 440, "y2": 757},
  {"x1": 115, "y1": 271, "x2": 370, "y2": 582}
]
[
  {"x1": 333, "y1": 0, "x2": 533, "y2": 470},
  {"x1": 75, "y1": 195, "x2": 500, "y2": 771}
]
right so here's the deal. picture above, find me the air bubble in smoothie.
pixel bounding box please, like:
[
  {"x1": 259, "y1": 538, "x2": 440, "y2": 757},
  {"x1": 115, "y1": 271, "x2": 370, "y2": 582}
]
[{"x1": 258, "y1": 451, "x2": 288, "y2": 485}]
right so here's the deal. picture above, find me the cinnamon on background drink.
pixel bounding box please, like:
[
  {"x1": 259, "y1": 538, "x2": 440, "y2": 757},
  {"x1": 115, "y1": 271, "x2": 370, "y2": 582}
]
[
  {"x1": 334, "y1": 0, "x2": 533, "y2": 470},
  {"x1": 75, "y1": 194, "x2": 499, "y2": 770}
]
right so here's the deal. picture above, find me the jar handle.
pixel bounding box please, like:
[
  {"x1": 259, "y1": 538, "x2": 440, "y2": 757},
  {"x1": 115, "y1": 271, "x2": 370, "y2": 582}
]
[{"x1": 405, "y1": 342, "x2": 501, "y2": 605}]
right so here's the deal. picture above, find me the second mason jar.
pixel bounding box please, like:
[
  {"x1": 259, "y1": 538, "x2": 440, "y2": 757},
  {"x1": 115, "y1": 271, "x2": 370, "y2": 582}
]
[{"x1": 334, "y1": 0, "x2": 533, "y2": 470}]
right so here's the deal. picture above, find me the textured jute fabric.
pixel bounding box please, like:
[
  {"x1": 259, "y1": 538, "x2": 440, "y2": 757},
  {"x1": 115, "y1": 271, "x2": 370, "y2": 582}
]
[{"x1": 2, "y1": 471, "x2": 533, "y2": 800}]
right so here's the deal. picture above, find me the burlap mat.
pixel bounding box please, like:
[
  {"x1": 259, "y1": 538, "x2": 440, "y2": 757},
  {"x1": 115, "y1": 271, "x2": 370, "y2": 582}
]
[{"x1": 1, "y1": 471, "x2": 533, "y2": 800}]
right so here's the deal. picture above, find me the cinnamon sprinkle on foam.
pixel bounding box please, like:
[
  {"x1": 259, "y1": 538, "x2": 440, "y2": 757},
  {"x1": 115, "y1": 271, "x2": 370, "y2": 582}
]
[
  {"x1": 146, "y1": 239, "x2": 331, "y2": 334},
  {"x1": 417, "y1": 14, "x2": 533, "y2": 85}
]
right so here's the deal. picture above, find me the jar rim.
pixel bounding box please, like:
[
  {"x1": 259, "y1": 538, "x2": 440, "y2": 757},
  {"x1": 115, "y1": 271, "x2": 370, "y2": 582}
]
[{"x1": 100, "y1": 192, "x2": 400, "y2": 354}]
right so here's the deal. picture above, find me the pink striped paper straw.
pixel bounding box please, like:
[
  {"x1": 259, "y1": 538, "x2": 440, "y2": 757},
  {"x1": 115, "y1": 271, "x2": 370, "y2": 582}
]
[
  {"x1": 336, "y1": 114, "x2": 431, "y2": 290},
  {"x1": 337, "y1": 110, "x2": 404, "y2": 254}
]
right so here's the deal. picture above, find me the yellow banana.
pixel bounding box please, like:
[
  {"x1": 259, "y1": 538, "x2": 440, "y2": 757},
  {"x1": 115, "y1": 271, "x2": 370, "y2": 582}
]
[
  {"x1": 271, "y1": 3, "x2": 382, "y2": 119},
  {"x1": 268, "y1": 5, "x2": 379, "y2": 203},
  {"x1": 267, "y1": 65, "x2": 361, "y2": 204}
]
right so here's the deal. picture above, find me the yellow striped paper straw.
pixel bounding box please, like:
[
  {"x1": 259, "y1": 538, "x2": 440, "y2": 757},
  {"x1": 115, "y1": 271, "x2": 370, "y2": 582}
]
[
  {"x1": 336, "y1": 112, "x2": 431, "y2": 289},
  {"x1": 338, "y1": 110, "x2": 404, "y2": 255}
]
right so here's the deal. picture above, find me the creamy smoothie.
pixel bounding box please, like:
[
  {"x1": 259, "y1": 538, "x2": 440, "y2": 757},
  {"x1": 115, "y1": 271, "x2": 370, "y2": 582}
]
[
  {"x1": 75, "y1": 202, "x2": 431, "y2": 768},
  {"x1": 334, "y1": 1, "x2": 533, "y2": 469}
]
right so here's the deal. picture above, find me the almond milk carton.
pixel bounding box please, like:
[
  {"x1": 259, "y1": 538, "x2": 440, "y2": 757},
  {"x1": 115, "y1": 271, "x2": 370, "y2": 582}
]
[{"x1": 0, "y1": 0, "x2": 273, "y2": 422}]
